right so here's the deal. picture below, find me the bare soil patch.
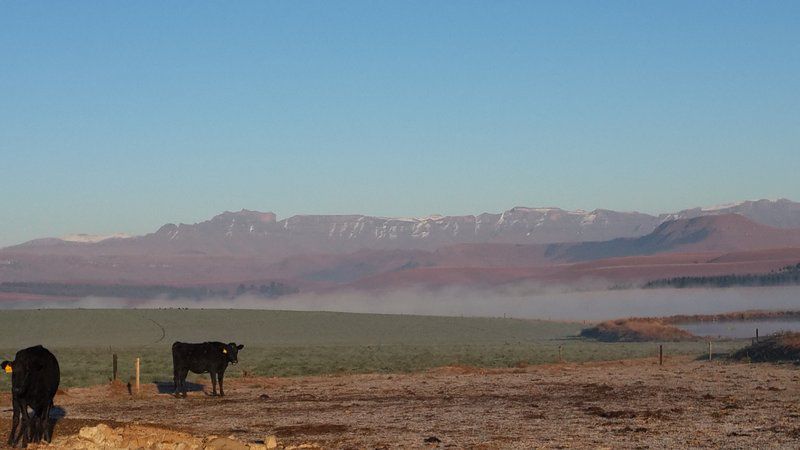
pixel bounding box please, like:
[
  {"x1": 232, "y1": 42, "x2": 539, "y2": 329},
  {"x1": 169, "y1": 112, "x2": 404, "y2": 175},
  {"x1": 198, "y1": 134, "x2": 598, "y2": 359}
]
[
  {"x1": 274, "y1": 424, "x2": 349, "y2": 437},
  {"x1": 0, "y1": 357, "x2": 798, "y2": 448}
]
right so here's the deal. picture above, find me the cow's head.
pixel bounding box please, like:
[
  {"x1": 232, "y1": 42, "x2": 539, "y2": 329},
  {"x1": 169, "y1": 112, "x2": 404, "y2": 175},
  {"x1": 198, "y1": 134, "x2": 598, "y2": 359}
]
[
  {"x1": 223, "y1": 343, "x2": 244, "y2": 364},
  {"x1": 1, "y1": 360, "x2": 27, "y2": 395}
]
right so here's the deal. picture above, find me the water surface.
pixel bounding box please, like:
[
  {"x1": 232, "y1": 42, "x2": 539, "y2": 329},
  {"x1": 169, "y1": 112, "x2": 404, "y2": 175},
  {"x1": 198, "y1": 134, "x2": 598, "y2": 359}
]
[{"x1": 678, "y1": 319, "x2": 800, "y2": 339}]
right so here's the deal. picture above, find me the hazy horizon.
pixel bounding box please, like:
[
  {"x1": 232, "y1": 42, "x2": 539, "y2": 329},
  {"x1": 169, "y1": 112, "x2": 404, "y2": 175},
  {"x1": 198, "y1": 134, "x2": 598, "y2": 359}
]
[{"x1": 6, "y1": 285, "x2": 800, "y2": 323}]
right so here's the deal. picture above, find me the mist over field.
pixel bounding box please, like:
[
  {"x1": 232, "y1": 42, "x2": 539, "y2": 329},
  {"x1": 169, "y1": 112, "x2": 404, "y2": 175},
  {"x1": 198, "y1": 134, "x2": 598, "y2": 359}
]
[{"x1": 7, "y1": 285, "x2": 800, "y2": 322}]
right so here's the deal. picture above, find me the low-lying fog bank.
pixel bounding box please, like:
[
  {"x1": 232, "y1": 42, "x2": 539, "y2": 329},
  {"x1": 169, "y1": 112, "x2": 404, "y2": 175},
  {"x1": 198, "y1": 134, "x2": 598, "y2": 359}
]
[{"x1": 3, "y1": 284, "x2": 800, "y2": 322}]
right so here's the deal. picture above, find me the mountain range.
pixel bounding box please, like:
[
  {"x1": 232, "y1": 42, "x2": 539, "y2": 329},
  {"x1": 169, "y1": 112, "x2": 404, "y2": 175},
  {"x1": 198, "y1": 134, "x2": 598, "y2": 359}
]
[
  {"x1": 7, "y1": 198, "x2": 800, "y2": 258},
  {"x1": 2, "y1": 199, "x2": 800, "y2": 295}
]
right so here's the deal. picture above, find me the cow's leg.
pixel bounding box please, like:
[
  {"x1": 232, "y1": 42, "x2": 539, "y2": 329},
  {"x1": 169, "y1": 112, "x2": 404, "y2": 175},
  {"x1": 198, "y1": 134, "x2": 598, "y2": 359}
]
[
  {"x1": 31, "y1": 402, "x2": 45, "y2": 442},
  {"x1": 16, "y1": 404, "x2": 31, "y2": 448},
  {"x1": 46, "y1": 400, "x2": 55, "y2": 443},
  {"x1": 210, "y1": 371, "x2": 217, "y2": 396},
  {"x1": 179, "y1": 368, "x2": 189, "y2": 398},
  {"x1": 8, "y1": 398, "x2": 20, "y2": 446},
  {"x1": 173, "y1": 366, "x2": 181, "y2": 397},
  {"x1": 218, "y1": 370, "x2": 225, "y2": 397},
  {"x1": 41, "y1": 400, "x2": 53, "y2": 443},
  {"x1": 33, "y1": 415, "x2": 42, "y2": 443},
  {"x1": 30, "y1": 406, "x2": 40, "y2": 443}
]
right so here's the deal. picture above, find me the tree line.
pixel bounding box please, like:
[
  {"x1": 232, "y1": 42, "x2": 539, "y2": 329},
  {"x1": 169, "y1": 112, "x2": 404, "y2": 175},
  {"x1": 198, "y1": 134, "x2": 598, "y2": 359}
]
[{"x1": 644, "y1": 263, "x2": 800, "y2": 289}]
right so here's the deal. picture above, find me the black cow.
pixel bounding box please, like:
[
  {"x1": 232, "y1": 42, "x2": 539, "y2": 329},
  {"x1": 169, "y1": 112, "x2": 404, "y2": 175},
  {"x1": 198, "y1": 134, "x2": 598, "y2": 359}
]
[
  {"x1": 1, "y1": 345, "x2": 60, "y2": 447},
  {"x1": 171, "y1": 341, "x2": 243, "y2": 397}
]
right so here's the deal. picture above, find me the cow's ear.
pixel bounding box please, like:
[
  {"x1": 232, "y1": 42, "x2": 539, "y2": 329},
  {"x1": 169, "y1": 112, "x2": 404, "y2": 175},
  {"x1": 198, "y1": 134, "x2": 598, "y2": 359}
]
[
  {"x1": 237, "y1": 344, "x2": 244, "y2": 350},
  {"x1": 1, "y1": 361, "x2": 11, "y2": 374}
]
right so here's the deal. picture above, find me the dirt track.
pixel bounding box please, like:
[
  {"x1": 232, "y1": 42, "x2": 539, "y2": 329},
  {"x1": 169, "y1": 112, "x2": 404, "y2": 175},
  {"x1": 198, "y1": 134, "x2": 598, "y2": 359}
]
[{"x1": 2, "y1": 356, "x2": 800, "y2": 448}]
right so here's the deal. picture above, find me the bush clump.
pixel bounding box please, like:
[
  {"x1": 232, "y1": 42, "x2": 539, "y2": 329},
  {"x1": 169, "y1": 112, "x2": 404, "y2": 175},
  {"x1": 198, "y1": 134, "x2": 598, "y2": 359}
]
[
  {"x1": 730, "y1": 332, "x2": 800, "y2": 362},
  {"x1": 580, "y1": 318, "x2": 697, "y2": 342}
]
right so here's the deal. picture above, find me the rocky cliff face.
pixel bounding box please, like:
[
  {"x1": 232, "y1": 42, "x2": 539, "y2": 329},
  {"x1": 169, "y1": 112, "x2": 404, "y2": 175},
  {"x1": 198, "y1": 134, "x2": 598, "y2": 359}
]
[{"x1": 136, "y1": 207, "x2": 662, "y2": 257}]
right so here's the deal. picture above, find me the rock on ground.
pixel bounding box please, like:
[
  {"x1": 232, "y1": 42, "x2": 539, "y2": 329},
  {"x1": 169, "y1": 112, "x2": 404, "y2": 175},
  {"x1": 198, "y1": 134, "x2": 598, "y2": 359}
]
[{"x1": 34, "y1": 423, "x2": 270, "y2": 450}]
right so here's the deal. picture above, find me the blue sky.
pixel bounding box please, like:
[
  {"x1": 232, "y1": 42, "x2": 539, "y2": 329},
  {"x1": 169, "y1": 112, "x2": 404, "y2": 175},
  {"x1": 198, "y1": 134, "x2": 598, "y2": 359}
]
[{"x1": 1, "y1": 1, "x2": 798, "y2": 246}]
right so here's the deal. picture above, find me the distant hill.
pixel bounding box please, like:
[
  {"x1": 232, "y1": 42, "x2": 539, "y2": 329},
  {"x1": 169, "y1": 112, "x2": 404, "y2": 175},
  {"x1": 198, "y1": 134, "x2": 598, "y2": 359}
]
[
  {"x1": 546, "y1": 214, "x2": 800, "y2": 262},
  {"x1": 323, "y1": 215, "x2": 800, "y2": 291},
  {"x1": 668, "y1": 198, "x2": 800, "y2": 229}
]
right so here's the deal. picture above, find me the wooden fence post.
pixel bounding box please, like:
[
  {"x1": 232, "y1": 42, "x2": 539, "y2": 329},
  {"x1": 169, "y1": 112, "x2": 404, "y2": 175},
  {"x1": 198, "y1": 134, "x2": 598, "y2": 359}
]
[
  {"x1": 112, "y1": 354, "x2": 118, "y2": 381},
  {"x1": 558, "y1": 345, "x2": 563, "y2": 363},
  {"x1": 756, "y1": 328, "x2": 759, "y2": 342},
  {"x1": 708, "y1": 342, "x2": 712, "y2": 361},
  {"x1": 659, "y1": 345, "x2": 663, "y2": 366},
  {"x1": 135, "y1": 358, "x2": 140, "y2": 394}
]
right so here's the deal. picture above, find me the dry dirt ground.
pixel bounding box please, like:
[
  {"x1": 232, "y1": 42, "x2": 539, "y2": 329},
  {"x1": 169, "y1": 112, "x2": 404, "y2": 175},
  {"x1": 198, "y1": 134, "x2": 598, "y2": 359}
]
[{"x1": 2, "y1": 356, "x2": 800, "y2": 449}]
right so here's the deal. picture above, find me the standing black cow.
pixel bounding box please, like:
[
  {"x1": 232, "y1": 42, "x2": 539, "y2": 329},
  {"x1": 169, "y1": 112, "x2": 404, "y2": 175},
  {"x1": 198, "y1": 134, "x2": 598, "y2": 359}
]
[
  {"x1": 171, "y1": 341, "x2": 243, "y2": 397},
  {"x1": 1, "y1": 345, "x2": 60, "y2": 447}
]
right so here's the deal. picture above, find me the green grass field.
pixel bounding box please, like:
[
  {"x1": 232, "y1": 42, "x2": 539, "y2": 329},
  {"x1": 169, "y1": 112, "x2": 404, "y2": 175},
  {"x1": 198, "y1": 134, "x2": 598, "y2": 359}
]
[{"x1": 0, "y1": 309, "x2": 746, "y2": 388}]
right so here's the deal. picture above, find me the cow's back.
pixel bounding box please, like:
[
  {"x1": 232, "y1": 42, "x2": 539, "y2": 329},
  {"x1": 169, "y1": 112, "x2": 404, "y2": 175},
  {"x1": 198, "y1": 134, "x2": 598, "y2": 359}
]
[
  {"x1": 172, "y1": 341, "x2": 226, "y2": 373},
  {"x1": 172, "y1": 341, "x2": 213, "y2": 359}
]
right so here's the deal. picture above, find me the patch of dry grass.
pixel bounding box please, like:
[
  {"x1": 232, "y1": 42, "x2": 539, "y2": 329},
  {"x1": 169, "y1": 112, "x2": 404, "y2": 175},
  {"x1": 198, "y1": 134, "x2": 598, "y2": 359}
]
[{"x1": 580, "y1": 318, "x2": 697, "y2": 342}]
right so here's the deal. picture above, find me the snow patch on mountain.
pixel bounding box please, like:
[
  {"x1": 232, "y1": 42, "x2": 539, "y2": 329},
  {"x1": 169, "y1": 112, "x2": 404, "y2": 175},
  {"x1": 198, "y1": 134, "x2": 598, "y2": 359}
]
[{"x1": 61, "y1": 233, "x2": 132, "y2": 243}]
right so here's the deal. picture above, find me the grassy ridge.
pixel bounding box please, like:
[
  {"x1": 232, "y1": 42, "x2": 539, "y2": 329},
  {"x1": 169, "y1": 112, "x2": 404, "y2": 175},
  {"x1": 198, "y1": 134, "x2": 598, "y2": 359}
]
[{"x1": 0, "y1": 309, "x2": 745, "y2": 388}]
